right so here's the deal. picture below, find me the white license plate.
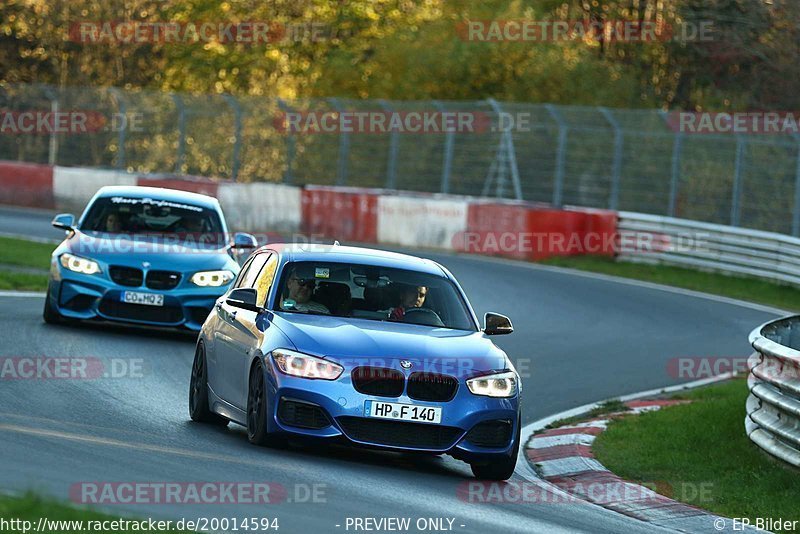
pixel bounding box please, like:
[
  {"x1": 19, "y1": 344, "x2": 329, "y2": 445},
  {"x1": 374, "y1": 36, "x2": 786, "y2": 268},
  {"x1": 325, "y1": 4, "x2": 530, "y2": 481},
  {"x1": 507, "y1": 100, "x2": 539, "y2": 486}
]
[
  {"x1": 122, "y1": 291, "x2": 164, "y2": 306},
  {"x1": 365, "y1": 400, "x2": 442, "y2": 424}
]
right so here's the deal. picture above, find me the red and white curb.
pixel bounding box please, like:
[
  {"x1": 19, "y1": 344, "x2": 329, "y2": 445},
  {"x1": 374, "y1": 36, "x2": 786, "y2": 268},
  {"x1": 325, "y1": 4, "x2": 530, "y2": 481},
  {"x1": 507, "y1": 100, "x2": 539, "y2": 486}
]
[{"x1": 518, "y1": 377, "x2": 759, "y2": 533}]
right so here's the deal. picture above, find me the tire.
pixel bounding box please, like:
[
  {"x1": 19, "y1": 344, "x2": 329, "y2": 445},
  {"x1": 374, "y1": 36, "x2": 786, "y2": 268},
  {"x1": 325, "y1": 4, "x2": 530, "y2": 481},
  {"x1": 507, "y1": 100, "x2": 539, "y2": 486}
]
[
  {"x1": 189, "y1": 342, "x2": 228, "y2": 426},
  {"x1": 470, "y1": 417, "x2": 521, "y2": 481},
  {"x1": 246, "y1": 362, "x2": 287, "y2": 448},
  {"x1": 42, "y1": 285, "x2": 63, "y2": 325}
]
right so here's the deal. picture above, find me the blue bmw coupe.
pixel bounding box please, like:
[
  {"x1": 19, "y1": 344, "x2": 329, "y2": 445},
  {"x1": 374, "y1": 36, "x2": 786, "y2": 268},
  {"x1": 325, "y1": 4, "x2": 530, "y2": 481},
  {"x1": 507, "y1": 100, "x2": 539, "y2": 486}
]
[
  {"x1": 44, "y1": 185, "x2": 257, "y2": 331},
  {"x1": 190, "y1": 244, "x2": 521, "y2": 480}
]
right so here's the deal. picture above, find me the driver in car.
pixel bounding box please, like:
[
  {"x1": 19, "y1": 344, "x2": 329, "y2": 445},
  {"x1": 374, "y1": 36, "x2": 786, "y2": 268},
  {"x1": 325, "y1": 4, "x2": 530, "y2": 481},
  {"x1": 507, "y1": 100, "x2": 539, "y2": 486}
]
[
  {"x1": 282, "y1": 267, "x2": 330, "y2": 314},
  {"x1": 389, "y1": 284, "x2": 428, "y2": 321}
]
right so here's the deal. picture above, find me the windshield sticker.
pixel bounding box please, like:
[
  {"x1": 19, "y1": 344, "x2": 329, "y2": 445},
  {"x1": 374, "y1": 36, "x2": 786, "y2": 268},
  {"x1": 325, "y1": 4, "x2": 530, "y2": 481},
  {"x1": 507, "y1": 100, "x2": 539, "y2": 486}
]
[
  {"x1": 315, "y1": 267, "x2": 330, "y2": 279},
  {"x1": 282, "y1": 299, "x2": 296, "y2": 308},
  {"x1": 110, "y1": 196, "x2": 204, "y2": 212}
]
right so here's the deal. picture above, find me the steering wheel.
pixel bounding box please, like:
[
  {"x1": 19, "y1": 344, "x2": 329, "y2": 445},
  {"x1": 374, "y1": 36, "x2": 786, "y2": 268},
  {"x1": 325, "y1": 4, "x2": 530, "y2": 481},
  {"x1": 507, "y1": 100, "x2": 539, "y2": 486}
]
[{"x1": 402, "y1": 307, "x2": 445, "y2": 327}]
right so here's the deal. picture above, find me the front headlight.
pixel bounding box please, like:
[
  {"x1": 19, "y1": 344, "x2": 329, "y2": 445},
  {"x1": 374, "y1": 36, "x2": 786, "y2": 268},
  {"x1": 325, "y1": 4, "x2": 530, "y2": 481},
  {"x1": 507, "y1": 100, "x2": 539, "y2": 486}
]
[
  {"x1": 190, "y1": 270, "x2": 234, "y2": 287},
  {"x1": 272, "y1": 349, "x2": 343, "y2": 380},
  {"x1": 467, "y1": 371, "x2": 518, "y2": 398},
  {"x1": 60, "y1": 253, "x2": 101, "y2": 275}
]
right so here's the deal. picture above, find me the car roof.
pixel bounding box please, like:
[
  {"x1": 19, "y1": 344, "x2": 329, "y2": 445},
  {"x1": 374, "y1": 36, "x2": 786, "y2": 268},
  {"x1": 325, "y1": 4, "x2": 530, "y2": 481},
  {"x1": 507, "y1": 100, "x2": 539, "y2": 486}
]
[
  {"x1": 93, "y1": 185, "x2": 220, "y2": 210},
  {"x1": 262, "y1": 244, "x2": 446, "y2": 276}
]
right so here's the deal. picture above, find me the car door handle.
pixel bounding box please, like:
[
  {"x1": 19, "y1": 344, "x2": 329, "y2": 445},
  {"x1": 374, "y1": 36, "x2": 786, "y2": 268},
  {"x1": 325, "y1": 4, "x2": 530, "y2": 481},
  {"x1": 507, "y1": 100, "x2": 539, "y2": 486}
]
[{"x1": 231, "y1": 310, "x2": 237, "y2": 321}]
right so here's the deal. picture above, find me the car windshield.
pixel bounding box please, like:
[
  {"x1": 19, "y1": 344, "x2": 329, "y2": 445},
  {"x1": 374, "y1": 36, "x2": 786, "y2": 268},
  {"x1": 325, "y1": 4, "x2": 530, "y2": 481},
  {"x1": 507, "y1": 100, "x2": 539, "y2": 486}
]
[
  {"x1": 275, "y1": 261, "x2": 476, "y2": 331},
  {"x1": 80, "y1": 196, "x2": 225, "y2": 244}
]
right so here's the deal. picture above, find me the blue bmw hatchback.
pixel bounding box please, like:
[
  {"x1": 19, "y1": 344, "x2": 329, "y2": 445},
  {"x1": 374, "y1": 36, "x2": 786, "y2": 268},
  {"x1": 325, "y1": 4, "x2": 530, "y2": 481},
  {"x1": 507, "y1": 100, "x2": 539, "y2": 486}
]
[
  {"x1": 44, "y1": 185, "x2": 257, "y2": 331},
  {"x1": 190, "y1": 244, "x2": 521, "y2": 480}
]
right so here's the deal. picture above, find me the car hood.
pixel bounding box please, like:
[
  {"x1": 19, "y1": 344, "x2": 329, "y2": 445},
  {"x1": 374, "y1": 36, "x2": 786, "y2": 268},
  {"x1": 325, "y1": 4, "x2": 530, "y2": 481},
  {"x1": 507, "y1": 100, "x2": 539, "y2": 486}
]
[
  {"x1": 270, "y1": 312, "x2": 509, "y2": 377},
  {"x1": 63, "y1": 231, "x2": 235, "y2": 271}
]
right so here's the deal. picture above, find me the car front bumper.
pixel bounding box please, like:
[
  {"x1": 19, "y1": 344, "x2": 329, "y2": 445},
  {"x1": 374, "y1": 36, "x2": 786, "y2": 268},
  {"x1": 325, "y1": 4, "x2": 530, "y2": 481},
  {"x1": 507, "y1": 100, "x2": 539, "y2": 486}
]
[
  {"x1": 49, "y1": 267, "x2": 231, "y2": 331},
  {"x1": 263, "y1": 358, "x2": 520, "y2": 459}
]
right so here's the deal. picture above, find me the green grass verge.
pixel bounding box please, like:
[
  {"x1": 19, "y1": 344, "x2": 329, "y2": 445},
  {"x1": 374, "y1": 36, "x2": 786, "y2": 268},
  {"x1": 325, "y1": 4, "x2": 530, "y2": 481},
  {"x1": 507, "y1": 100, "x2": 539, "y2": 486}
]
[
  {"x1": 541, "y1": 255, "x2": 800, "y2": 312},
  {"x1": 0, "y1": 493, "x2": 189, "y2": 533},
  {"x1": 543, "y1": 399, "x2": 630, "y2": 430},
  {"x1": 0, "y1": 271, "x2": 48, "y2": 291},
  {"x1": 593, "y1": 380, "x2": 800, "y2": 526},
  {"x1": 0, "y1": 235, "x2": 54, "y2": 270}
]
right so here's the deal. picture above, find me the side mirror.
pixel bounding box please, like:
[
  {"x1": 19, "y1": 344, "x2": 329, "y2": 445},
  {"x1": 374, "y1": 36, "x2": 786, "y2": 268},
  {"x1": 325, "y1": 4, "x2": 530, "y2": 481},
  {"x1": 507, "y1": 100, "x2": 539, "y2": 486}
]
[
  {"x1": 226, "y1": 288, "x2": 261, "y2": 312},
  {"x1": 483, "y1": 312, "x2": 513, "y2": 336},
  {"x1": 52, "y1": 213, "x2": 75, "y2": 232},
  {"x1": 232, "y1": 232, "x2": 258, "y2": 249}
]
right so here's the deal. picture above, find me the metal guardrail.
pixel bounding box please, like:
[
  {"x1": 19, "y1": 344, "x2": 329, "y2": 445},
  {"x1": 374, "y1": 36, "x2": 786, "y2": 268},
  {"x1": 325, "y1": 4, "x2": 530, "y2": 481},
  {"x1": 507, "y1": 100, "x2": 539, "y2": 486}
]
[
  {"x1": 617, "y1": 211, "x2": 800, "y2": 287},
  {"x1": 747, "y1": 317, "x2": 800, "y2": 467}
]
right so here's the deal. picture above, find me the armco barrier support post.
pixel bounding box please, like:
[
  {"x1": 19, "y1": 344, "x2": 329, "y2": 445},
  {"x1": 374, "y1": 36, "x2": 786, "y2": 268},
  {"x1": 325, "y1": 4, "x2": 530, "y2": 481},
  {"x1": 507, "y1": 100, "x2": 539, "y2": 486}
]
[
  {"x1": 43, "y1": 86, "x2": 59, "y2": 165},
  {"x1": 598, "y1": 107, "x2": 623, "y2": 211},
  {"x1": 545, "y1": 104, "x2": 567, "y2": 208},
  {"x1": 379, "y1": 99, "x2": 399, "y2": 190},
  {"x1": 433, "y1": 101, "x2": 455, "y2": 195},
  {"x1": 108, "y1": 87, "x2": 127, "y2": 170},
  {"x1": 731, "y1": 134, "x2": 745, "y2": 227},
  {"x1": 277, "y1": 98, "x2": 296, "y2": 184},
  {"x1": 659, "y1": 110, "x2": 682, "y2": 217},
  {"x1": 172, "y1": 94, "x2": 187, "y2": 174},
  {"x1": 328, "y1": 97, "x2": 350, "y2": 186},
  {"x1": 223, "y1": 94, "x2": 242, "y2": 182}
]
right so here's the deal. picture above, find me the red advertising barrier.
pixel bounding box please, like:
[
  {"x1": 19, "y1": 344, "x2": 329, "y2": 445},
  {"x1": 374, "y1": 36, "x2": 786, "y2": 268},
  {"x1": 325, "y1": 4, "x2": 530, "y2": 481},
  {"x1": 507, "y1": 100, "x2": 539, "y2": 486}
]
[
  {"x1": 0, "y1": 160, "x2": 54, "y2": 208},
  {"x1": 301, "y1": 187, "x2": 378, "y2": 243},
  {"x1": 136, "y1": 176, "x2": 219, "y2": 198},
  {"x1": 455, "y1": 202, "x2": 617, "y2": 260}
]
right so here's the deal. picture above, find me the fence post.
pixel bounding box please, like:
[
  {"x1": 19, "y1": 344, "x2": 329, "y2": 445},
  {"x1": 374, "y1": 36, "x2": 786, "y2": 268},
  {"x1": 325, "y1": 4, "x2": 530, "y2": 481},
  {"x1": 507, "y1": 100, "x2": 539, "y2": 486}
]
[
  {"x1": 328, "y1": 98, "x2": 349, "y2": 186},
  {"x1": 276, "y1": 98, "x2": 296, "y2": 184},
  {"x1": 223, "y1": 94, "x2": 242, "y2": 181},
  {"x1": 171, "y1": 94, "x2": 186, "y2": 174},
  {"x1": 793, "y1": 135, "x2": 800, "y2": 237},
  {"x1": 108, "y1": 87, "x2": 127, "y2": 170},
  {"x1": 433, "y1": 101, "x2": 455, "y2": 194},
  {"x1": 660, "y1": 110, "x2": 683, "y2": 218},
  {"x1": 731, "y1": 135, "x2": 745, "y2": 227},
  {"x1": 42, "y1": 86, "x2": 59, "y2": 165},
  {"x1": 486, "y1": 98, "x2": 523, "y2": 200},
  {"x1": 598, "y1": 107, "x2": 623, "y2": 211},
  {"x1": 379, "y1": 99, "x2": 399, "y2": 189},
  {"x1": 545, "y1": 104, "x2": 567, "y2": 208}
]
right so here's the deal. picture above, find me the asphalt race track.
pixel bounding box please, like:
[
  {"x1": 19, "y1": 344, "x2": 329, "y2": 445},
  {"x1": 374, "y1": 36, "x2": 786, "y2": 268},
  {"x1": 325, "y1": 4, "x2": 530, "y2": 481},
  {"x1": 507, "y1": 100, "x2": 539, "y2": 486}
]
[{"x1": 0, "y1": 205, "x2": 780, "y2": 533}]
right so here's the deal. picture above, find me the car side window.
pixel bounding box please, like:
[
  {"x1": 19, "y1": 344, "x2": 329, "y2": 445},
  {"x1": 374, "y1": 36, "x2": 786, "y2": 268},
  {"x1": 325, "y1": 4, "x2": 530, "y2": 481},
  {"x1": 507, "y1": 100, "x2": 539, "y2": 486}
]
[
  {"x1": 233, "y1": 256, "x2": 256, "y2": 289},
  {"x1": 254, "y1": 255, "x2": 278, "y2": 307},
  {"x1": 238, "y1": 253, "x2": 270, "y2": 290}
]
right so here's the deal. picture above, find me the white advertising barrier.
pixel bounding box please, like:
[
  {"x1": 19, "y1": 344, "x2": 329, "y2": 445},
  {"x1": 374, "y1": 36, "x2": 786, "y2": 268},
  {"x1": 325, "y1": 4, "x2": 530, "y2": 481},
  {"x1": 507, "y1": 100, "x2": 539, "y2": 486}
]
[
  {"x1": 53, "y1": 166, "x2": 137, "y2": 211},
  {"x1": 377, "y1": 196, "x2": 468, "y2": 250},
  {"x1": 218, "y1": 182, "x2": 302, "y2": 234}
]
